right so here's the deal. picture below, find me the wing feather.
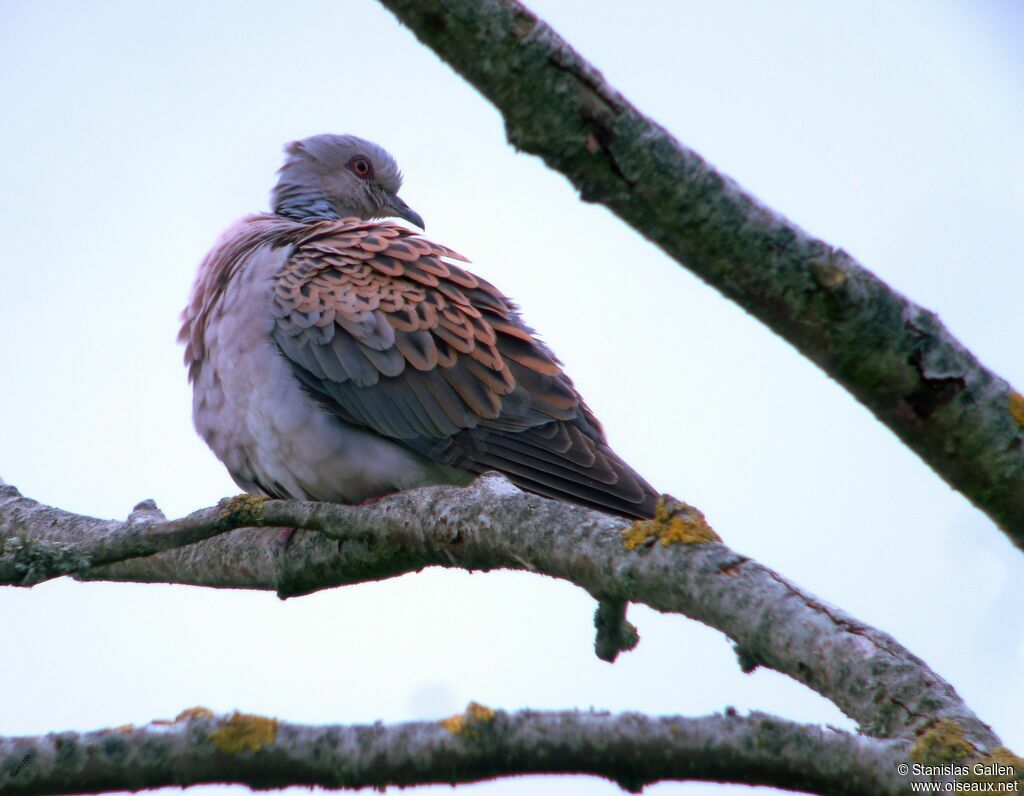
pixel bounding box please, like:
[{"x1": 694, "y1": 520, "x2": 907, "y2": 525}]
[{"x1": 270, "y1": 219, "x2": 659, "y2": 518}]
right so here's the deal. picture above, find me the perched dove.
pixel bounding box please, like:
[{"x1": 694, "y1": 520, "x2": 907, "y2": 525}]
[{"x1": 181, "y1": 134, "x2": 659, "y2": 519}]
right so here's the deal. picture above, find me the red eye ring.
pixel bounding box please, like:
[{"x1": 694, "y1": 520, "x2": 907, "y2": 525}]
[{"x1": 347, "y1": 156, "x2": 373, "y2": 179}]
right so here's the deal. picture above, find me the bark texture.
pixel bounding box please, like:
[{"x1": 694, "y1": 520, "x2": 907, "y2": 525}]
[
  {"x1": 0, "y1": 706, "x2": 918, "y2": 795},
  {"x1": 5, "y1": 6, "x2": 1023, "y2": 792},
  {"x1": 376, "y1": 0, "x2": 1024, "y2": 553},
  {"x1": 0, "y1": 475, "x2": 1001, "y2": 753}
]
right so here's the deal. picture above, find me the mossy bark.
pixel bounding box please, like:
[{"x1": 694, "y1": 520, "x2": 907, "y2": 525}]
[
  {"x1": 377, "y1": 0, "x2": 1024, "y2": 553},
  {"x1": 0, "y1": 707, "x2": 917, "y2": 795},
  {"x1": 1, "y1": 474, "x2": 1000, "y2": 750}
]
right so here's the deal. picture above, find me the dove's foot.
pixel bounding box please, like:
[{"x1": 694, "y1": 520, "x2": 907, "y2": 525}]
[{"x1": 354, "y1": 492, "x2": 395, "y2": 507}]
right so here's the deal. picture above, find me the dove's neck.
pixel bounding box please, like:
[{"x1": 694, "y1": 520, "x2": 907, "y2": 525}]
[{"x1": 271, "y1": 180, "x2": 339, "y2": 223}]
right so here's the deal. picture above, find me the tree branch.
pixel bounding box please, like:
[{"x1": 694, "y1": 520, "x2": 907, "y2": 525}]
[
  {"x1": 0, "y1": 483, "x2": 267, "y2": 586},
  {"x1": 375, "y1": 0, "x2": 1024, "y2": 553},
  {"x1": 0, "y1": 474, "x2": 1001, "y2": 751},
  {"x1": 0, "y1": 705, "x2": 917, "y2": 795}
]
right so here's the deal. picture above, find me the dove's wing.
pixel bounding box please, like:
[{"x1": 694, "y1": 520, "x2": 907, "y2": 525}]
[{"x1": 271, "y1": 219, "x2": 659, "y2": 519}]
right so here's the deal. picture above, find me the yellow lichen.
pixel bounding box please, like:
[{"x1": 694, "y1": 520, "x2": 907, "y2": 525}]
[
  {"x1": 1009, "y1": 391, "x2": 1024, "y2": 428},
  {"x1": 439, "y1": 702, "x2": 496, "y2": 737},
  {"x1": 964, "y1": 746, "x2": 1024, "y2": 787},
  {"x1": 990, "y1": 747, "x2": 1024, "y2": 772},
  {"x1": 210, "y1": 711, "x2": 278, "y2": 754},
  {"x1": 100, "y1": 724, "x2": 135, "y2": 734},
  {"x1": 176, "y1": 706, "x2": 215, "y2": 722},
  {"x1": 466, "y1": 702, "x2": 496, "y2": 723},
  {"x1": 439, "y1": 714, "x2": 465, "y2": 734},
  {"x1": 811, "y1": 261, "x2": 847, "y2": 289},
  {"x1": 222, "y1": 494, "x2": 268, "y2": 519},
  {"x1": 152, "y1": 707, "x2": 214, "y2": 727},
  {"x1": 623, "y1": 497, "x2": 721, "y2": 550},
  {"x1": 910, "y1": 719, "x2": 977, "y2": 765},
  {"x1": 906, "y1": 721, "x2": 1023, "y2": 787}
]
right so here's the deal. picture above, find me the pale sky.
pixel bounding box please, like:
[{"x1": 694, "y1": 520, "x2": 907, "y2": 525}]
[{"x1": 1, "y1": 1, "x2": 1022, "y2": 794}]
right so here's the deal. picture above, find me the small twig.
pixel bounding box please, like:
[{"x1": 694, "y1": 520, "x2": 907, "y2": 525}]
[{"x1": 593, "y1": 599, "x2": 638, "y2": 663}]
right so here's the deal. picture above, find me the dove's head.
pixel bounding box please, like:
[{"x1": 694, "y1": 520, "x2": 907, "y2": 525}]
[{"x1": 271, "y1": 134, "x2": 424, "y2": 228}]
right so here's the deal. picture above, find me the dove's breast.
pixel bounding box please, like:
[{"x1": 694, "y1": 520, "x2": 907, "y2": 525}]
[{"x1": 190, "y1": 240, "x2": 468, "y2": 502}]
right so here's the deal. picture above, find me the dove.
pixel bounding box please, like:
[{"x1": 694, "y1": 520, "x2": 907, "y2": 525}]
[{"x1": 180, "y1": 134, "x2": 659, "y2": 519}]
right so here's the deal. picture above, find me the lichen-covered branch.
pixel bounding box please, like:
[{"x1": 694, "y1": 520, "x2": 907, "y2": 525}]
[
  {"x1": 0, "y1": 483, "x2": 269, "y2": 586},
  {"x1": 0, "y1": 705, "x2": 919, "y2": 795},
  {"x1": 0, "y1": 475, "x2": 1001, "y2": 752},
  {"x1": 376, "y1": 0, "x2": 1024, "y2": 553}
]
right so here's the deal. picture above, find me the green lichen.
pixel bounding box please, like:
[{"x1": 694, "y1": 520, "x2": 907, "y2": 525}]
[
  {"x1": 209, "y1": 711, "x2": 277, "y2": 754},
  {"x1": 623, "y1": 497, "x2": 720, "y2": 549},
  {"x1": 3, "y1": 536, "x2": 92, "y2": 583}
]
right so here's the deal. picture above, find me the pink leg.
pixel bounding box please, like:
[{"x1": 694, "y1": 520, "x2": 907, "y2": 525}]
[
  {"x1": 275, "y1": 492, "x2": 397, "y2": 549},
  {"x1": 354, "y1": 491, "x2": 396, "y2": 507}
]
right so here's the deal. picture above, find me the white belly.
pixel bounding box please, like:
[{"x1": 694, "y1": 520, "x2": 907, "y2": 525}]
[{"x1": 191, "y1": 242, "x2": 467, "y2": 502}]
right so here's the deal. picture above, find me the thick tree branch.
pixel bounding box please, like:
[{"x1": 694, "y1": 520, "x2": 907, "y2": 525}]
[
  {"x1": 376, "y1": 0, "x2": 1024, "y2": 553},
  {"x1": 0, "y1": 475, "x2": 1001, "y2": 751},
  {"x1": 0, "y1": 705, "x2": 917, "y2": 795}
]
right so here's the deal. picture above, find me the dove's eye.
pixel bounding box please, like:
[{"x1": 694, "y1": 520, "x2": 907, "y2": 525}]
[{"x1": 348, "y1": 157, "x2": 373, "y2": 179}]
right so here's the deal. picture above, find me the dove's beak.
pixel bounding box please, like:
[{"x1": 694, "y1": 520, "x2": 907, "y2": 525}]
[{"x1": 385, "y1": 193, "x2": 425, "y2": 230}]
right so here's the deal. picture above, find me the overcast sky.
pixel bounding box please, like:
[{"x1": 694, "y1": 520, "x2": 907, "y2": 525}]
[{"x1": 1, "y1": 1, "x2": 1023, "y2": 794}]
